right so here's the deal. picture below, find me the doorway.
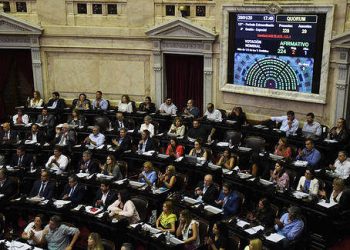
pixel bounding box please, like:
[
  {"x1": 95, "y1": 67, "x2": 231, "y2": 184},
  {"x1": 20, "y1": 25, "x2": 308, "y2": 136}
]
[
  {"x1": 0, "y1": 49, "x2": 34, "y2": 121},
  {"x1": 164, "y1": 54, "x2": 204, "y2": 114}
]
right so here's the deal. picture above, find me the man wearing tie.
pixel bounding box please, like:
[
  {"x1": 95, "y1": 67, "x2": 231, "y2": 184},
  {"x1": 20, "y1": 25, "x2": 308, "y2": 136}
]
[
  {"x1": 78, "y1": 150, "x2": 99, "y2": 174},
  {"x1": 112, "y1": 128, "x2": 131, "y2": 155},
  {"x1": 54, "y1": 123, "x2": 76, "y2": 149},
  {"x1": 194, "y1": 174, "x2": 219, "y2": 206},
  {"x1": 26, "y1": 124, "x2": 45, "y2": 145},
  {"x1": 83, "y1": 125, "x2": 105, "y2": 148},
  {"x1": 0, "y1": 169, "x2": 17, "y2": 201},
  {"x1": 10, "y1": 146, "x2": 33, "y2": 170},
  {"x1": 0, "y1": 123, "x2": 17, "y2": 143},
  {"x1": 138, "y1": 130, "x2": 155, "y2": 153},
  {"x1": 29, "y1": 170, "x2": 55, "y2": 200},
  {"x1": 45, "y1": 146, "x2": 69, "y2": 174},
  {"x1": 93, "y1": 181, "x2": 117, "y2": 210},
  {"x1": 46, "y1": 92, "x2": 66, "y2": 110},
  {"x1": 114, "y1": 112, "x2": 132, "y2": 131},
  {"x1": 61, "y1": 175, "x2": 85, "y2": 204}
]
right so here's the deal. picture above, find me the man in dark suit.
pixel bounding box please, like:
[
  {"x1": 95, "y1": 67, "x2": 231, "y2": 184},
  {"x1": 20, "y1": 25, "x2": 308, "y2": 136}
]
[
  {"x1": 138, "y1": 130, "x2": 155, "y2": 153},
  {"x1": 61, "y1": 174, "x2": 85, "y2": 204},
  {"x1": 215, "y1": 183, "x2": 240, "y2": 218},
  {"x1": 10, "y1": 146, "x2": 33, "y2": 170},
  {"x1": 26, "y1": 124, "x2": 45, "y2": 145},
  {"x1": 113, "y1": 112, "x2": 134, "y2": 131},
  {"x1": 36, "y1": 108, "x2": 56, "y2": 128},
  {"x1": 0, "y1": 123, "x2": 17, "y2": 143},
  {"x1": 46, "y1": 91, "x2": 66, "y2": 110},
  {"x1": 112, "y1": 128, "x2": 132, "y2": 154},
  {"x1": 29, "y1": 169, "x2": 55, "y2": 200},
  {"x1": 93, "y1": 180, "x2": 117, "y2": 210},
  {"x1": 54, "y1": 123, "x2": 76, "y2": 149},
  {"x1": 194, "y1": 174, "x2": 219, "y2": 206},
  {"x1": 0, "y1": 169, "x2": 17, "y2": 200},
  {"x1": 78, "y1": 150, "x2": 99, "y2": 174}
]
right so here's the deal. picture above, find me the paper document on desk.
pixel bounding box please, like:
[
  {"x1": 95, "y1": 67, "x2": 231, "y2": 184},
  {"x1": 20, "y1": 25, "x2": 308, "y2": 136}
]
[
  {"x1": 142, "y1": 224, "x2": 162, "y2": 234},
  {"x1": 265, "y1": 233, "x2": 285, "y2": 242},
  {"x1": 237, "y1": 172, "x2": 252, "y2": 179},
  {"x1": 238, "y1": 146, "x2": 252, "y2": 152},
  {"x1": 183, "y1": 196, "x2": 198, "y2": 205},
  {"x1": 208, "y1": 163, "x2": 221, "y2": 170},
  {"x1": 142, "y1": 150, "x2": 155, "y2": 156},
  {"x1": 114, "y1": 178, "x2": 127, "y2": 185},
  {"x1": 170, "y1": 236, "x2": 184, "y2": 245},
  {"x1": 25, "y1": 140, "x2": 36, "y2": 144},
  {"x1": 85, "y1": 206, "x2": 103, "y2": 215},
  {"x1": 154, "y1": 187, "x2": 169, "y2": 194},
  {"x1": 96, "y1": 174, "x2": 113, "y2": 179},
  {"x1": 317, "y1": 199, "x2": 337, "y2": 208},
  {"x1": 236, "y1": 219, "x2": 250, "y2": 228},
  {"x1": 259, "y1": 179, "x2": 273, "y2": 186},
  {"x1": 129, "y1": 181, "x2": 146, "y2": 188},
  {"x1": 293, "y1": 161, "x2": 308, "y2": 167},
  {"x1": 245, "y1": 225, "x2": 265, "y2": 235},
  {"x1": 222, "y1": 168, "x2": 233, "y2": 175},
  {"x1": 324, "y1": 139, "x2": 338, "y2": 143},
  {"x1": 217, "y1": 142, "x2": 229, "y2": 147},
  {"x1": 204, "y1": 205, "x2": 223, "y2": 214},
  {"x1": 293, "y1": 191, "x2": 309, "y2": 199},
  {"x1": 76, "y1": 173, "x2": 90, "y2": 178}
]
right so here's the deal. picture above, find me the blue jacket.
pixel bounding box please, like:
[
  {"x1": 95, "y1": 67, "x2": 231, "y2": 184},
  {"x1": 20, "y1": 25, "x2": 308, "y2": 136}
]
[{"x1": 217, "y1": 191, "x2": 240, "y2": 217}]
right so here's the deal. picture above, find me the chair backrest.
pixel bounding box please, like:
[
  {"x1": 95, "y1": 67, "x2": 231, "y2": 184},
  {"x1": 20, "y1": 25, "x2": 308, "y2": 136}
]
[
  {"x1": 228, "y1": 235, "x2": 241, "y2": 250},
  {"x1": 10, "y1": 176, "x2": 20, "y2": 200},
  {"x1": 131, "y1": 101, "x2": 137, "y2": 113},
  {"x1": 196, "y1": 218, "x2": 209, "y2": 246},
  {"x1": 244, "y1": 136, "x2": 266, "y2": 152},
  {"x1": 235, "y1": 191, "x2": 245, "y2": 214},
  {"x1": 218, "y1": 109, "x2": 227, "y2": 119},
  {"x1": 173, "y1": 173, "x2": 188, "y2": 191},
  {"x1": 152, "y1": 121, "x2": 160, "y2": 134},
  {"x1": 224, "y1": 130, "x2": 242, "y2": 145},
  {"x1": 116, "y1": 161, "x2": 128, "y2": 178},
  {"x1": 270, "y1": 203, "x2": 279, "y2": 217},
  {"x1": 130, "y1": 196, "x2": 149, "y2": 222},
  {"x1": 101, "y1": 239, "x2": 116, "y2": 250},
  {"x1": 94, "y1": 115, "x2": 110, "y2": 132}
]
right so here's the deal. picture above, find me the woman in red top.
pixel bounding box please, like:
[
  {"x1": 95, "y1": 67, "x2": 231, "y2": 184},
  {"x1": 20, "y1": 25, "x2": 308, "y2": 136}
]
[
  {"x1": 166, "y1": 137, "x2": 184, "y2": 158},
  {"x1": 274, "y1": 137, "x2": 292, "y2": 159}
]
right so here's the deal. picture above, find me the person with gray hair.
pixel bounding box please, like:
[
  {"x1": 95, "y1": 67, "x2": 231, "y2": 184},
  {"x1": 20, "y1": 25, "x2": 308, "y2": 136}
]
[
  {"x1": 274, "y1": 206, "x2": 304, "y2": 243},
  {"x1": 139, "y1": 115, "x2": 155, "y2": 137},
  {"x1": 84, "y1": 125, "x2": 105, "y2": 147}
]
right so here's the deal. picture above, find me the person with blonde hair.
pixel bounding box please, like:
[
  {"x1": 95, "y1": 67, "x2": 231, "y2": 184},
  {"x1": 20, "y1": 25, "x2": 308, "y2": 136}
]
[
  {"x1": 29, "y1": 91, "x2": 44, "y2": 108},
  {"x1": 139, "y1": 161, "x2": 157, "y2": 186},
  {"x1": 87, "y1": 232, "x2": 104, "y2": 250},
  {"x1": 244, "y1": 238, "x2": 262, "y2": 250},
  {"x1": 168, "y1": 117, "x2": 185, "y2": 137},
  {"x1": 156, "y1": 201, "x2": 177, "y2": 233},
  {"x1": 176, "y1": 209, "x2": 199, "y2": 249},
  {"x1": 158, "y1": 165, "x2": 177, "y2": 189}
]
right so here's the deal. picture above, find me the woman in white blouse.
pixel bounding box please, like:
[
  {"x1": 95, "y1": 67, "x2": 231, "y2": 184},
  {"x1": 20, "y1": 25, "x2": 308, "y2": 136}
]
[
  {"x1": 107, "y1": 190, "x2": 140, "y2": 224},
  {"x1": 29, "y1": 91, "x2": 44, "y2": 108},
  {"x1": 117, "y1": 95, "x2": 133, "y2": 113},
  {"x1": 176, "y1": 209, "x2": 200, "y2": 250},
  {"x1": 319, "y1": 178, "x2": 345, "y2": 204},
  {"x1": 21, "y1": 214, "x2": 44, "y2": 246},
  {"x1": 139, "y1": 115, "x2": 155, "y2": 137},
  {"x1": 297, "y1": 168, "x2": 319, "y2": 195},
  {"x1": 168, "y1": 117, "x2": 185, "y2": 137}
]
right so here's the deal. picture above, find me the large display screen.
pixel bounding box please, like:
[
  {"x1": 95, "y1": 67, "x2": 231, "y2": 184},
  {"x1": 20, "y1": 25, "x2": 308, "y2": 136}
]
[{"x1": 227, "y1": 13, "x2": 326, "y2": 94}]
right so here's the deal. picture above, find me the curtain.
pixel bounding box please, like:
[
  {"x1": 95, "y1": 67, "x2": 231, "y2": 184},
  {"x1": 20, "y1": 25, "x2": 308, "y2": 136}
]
[
  {"x1": 0, "y1": 51, "x2": 13, "y2": 121},
  {"x1": 165, "y1": 54, "x2": 204, "y2": 115}
]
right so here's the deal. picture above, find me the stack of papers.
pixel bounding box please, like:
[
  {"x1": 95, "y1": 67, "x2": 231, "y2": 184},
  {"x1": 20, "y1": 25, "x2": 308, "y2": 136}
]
[
  {"x1": 236, "y1": 219, "x2": 250, "y2": 228},
  {"x1": 317, "y1": 199, "x2": 338, "y2": 208},
  {"x1": 183, "y1": 196, "x2": 198, "y2": 205},
  {"x1": 265, "y1": 233, "x2": 285, "y2": 242},
  {"x1": 293, "y1": 191, "x2": 309, "y2": 199},
  {"x1": 204, "y1": 205, "x2": 223, "y2": 214},
  {"x1": 96, "y1": 174, "x2": 113, "y2": 179},
  {"x1": 129, "y1": 181, "x2": 146, "y2": 188},
  {"x1": 324, "y1": 139, "x2": 338, "y2": 143},
  {"x1": 217, "y1": 142, "x2": 229, "y2": 147},
  {"x1": 293, "y1": 161, "x2": 308, "y2": 167},
  {"x1": 253, "y1": 125, "x2": 266, "y2": 129},
  {"x1": 245, "y1": 225, "x2": 265, "y2": 235},
  {"x1": 237, "y1": 172, "x2": 252, "y2": 179},
  {"x1": 157, "y1": 154, "x2": 169, "y2": 159},
  {"x1": 53, "y1": 200, "x2": 71, "y2": 208},
  {"x1": 269, "y1": 153, "x2": 284, "y2": 160},
  {"x1": 208, "y1": 163, "x2": 221, "y2": 170},
  {"x1": 222, "y1": 168, "x2": 233, "y2": 175},
  {"x1": 238, "y1": 146, "x2": 252, "y2": 152},
  {"x1": 114, "y1": 178, "x2": 127, "y2": 185},
  {"x1": 153, "y1": 187, "x2": 169, "y2": 194},
  {"x1": 76, "y1": 173, "x2": 90, "y2": 178},
  {"x1": 142, "y1": 151, "x2": 155, "y2": 156},
  {"x1": 259, "y1": 179, "x2": 273, "y2": 186},
  {"x1": 170, "y1": 236, "x2": 184, "y2": 245},
  {"x1": 85, "y1": 206, "x2": 103, "y2": 215}
]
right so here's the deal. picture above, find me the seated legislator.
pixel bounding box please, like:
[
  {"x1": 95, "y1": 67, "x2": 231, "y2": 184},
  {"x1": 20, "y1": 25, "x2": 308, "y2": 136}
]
[
  {"x1": 176, "y1": 209, "x2": 200, "y2": 249},
  {"x1": 107, "y1": 189, "x2": 140, "y2": 224},
  {"x1": 93, "y1": 180, "x2": 117, "y2": 210},
  {"x1": 302, "y1": 112, "x2": 322, "y2": 137},
  {"x1": 0, "y1": 169, "x2": 17, "y2": 200},
  {"x1": 72, "y1": 93, "x2": 90, "y2": 110},
  {"x1": 0, "y1": 122, "x2": 17, "y2": 143},
  {"x1": 319, "y1": 178, "x2": 348, "y2": 208},
  {"x1": 138, "y1": 130, "x2": 155, "y2": 153},
  {"x1": 194, "y1": 174, "x2": 219, "y2": 205},
  {"x1": 215, "y1": 183, "x2": 240, "y2": 218},
  {"x1": 227, "y1": 107, "x2": 247, "y2": 127},
  {"x1": 203, "y1": 103, "x2": 222, "y2": 122},
  {"x1": 21, "y1": 214, "x2": 44, "y2": 246},
  {"x1": 216, "y1": 149, "x2": 235, "y2": 170},
  {"x1": 54, "y1": 123, "x2": 76, "y2": 148},
  {"x1": 156, "y1": 201, "x2": 177, "y2": 233},
  {"x1": 244, "y1": 239, "x2": 262, "y2": 250},
  {"x1": 139, "y1": 161, "x2": 157, "y2": 186},
  {"x1": 329, "y1": 118, "x2": 349, "y2": 144},
  {"x1": 114, "y1": 112, "x2": 133, "y2": 131},
  {"x1": 159, "y1": 97, "x2": 177, "y2": 115},
  {"x1": 26, "y1": 124, "x2": 45, "y2": 145},
  {"x1": 78, "y1": 150, "x2": 100, "y2": 174},
  {"x1": 10, "y1": 146, "x2": 33, "y2": 170},
  {"x1": 139, "y1": 115, "x2": 155, "y2": 137},
  {"x1": 112, "y1": 127, "x2": 132, "y2": 154},
  {"x1": 100, "y1": 154, "x2": 123, "y2": 180},
  {"x1": 205, "y1": 221, "x2": 229, "y2": 250},
  {"x1": 36, "y1": 108, "x2": 56, "y2": 128},
  {"x1": 29, "y1": 170, "x2": 55, "y2": 200},
  {"x1": 67, "y1": 109, "x2": 85, "y2": 127},
  {"x1": 187, "y1": 120, "x2": 215, "y2": 143},
  {"x1": 189, "y1": 139, "x2": 208, "y2": 160},
  {"x1": 92, "y1": 90, "x2": 108, "y2": 110},
  {"x1": 270, "y1": 110, "x2": 299, "y2": 136},
  {"x1": 270, "y1": 161, "x2": 290, "y2": 189},
  {"x1": 12, "y1": 109, "x2": 29, "y2": 125},
  {"x1": 168, "y1": 117, "x2": 185, "y2": 137},
  {"x1": 329, "y1": 151, "x2": 350, "y2": 179},
  {"x1": 166, "y1": 137, "x2": 184, "y2": 159},
  {"x1": 274, "y1": 137, "x2": 292, "y2": 160},
  {"x1": 40, "y1": 215, "x2": 80, "y2": 250},
  {"x1": 83, "y1": 125, "x2": 105, "y2": 148},
  {"x1": 183, "y1": 99, "x2": 200, "y2": 118},
  {"x1": 117, "y1": 94, "x2": 133, "y2": 113},
  {"x1": 28, "y1": 90, "x2": 44, "y2": 108},
  {"x1": 297, "y1": 168, "x2": 319, "y2": 195},
  {"x1": 138, "y1": 96, "x2": 156, "y2": 113},
  {"x1": 296, "y1": 138, "x2": 321, "y2": 168},
  {"x1": 157, "y1": 165, "x2": 177, "y2": 190},
  {"x1": 87, "y1": 232, "x2": 104, "y2": 250},
  {"x1": 246, "y1": 198, "x2": 275, "y2": 228},
  {"x1": 60, "y1": 175, "x2": 85, "y2": 204},
  {"x1": 274, "y1": 206, "x2": 304, "y2": 245},
  {"x1": 46, "y1": 91, "x2": 66, "y2": 110},
  {"x1": 45, "y1": 146, "x2": 69, "y2": 174}
]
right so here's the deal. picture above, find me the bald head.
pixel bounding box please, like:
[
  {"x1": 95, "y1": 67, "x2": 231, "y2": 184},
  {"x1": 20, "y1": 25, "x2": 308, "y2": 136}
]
[{"x1": 204, "y1": 174, "x2": 213, "y2": 186}]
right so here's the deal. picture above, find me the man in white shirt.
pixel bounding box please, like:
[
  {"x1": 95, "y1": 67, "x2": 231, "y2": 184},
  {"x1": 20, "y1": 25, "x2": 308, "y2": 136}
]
[
  {"x1": 92, "y1": 91, "x2": 108, "y2": 110},
  {"x1": 159, "y1": 98, "x2": 177, "y2": 115},
  {"x1": 302, "y1": 112, "x2": 322, "y2": 137},
  {"x1": 203, "y1": 103, "x2": 222, "y2": 122},
  {"x1": 93, "y1": 181, "x2": 117, "y2": 210},
  {"x1": 45, "y1": 146, "x2": 69, "y2": 174},
  {"x1": 12, "y1": 109, "x2": 29, "y2": 125},
  {"x1": 84, "y1": 125, "x2": 105, "y2": 147},
  {"x1": 271, "y1": 110, "x2": 299, "y2": 136},
  {"x1": 329, "y1": 151, "x2": 350, "y2": 179}
]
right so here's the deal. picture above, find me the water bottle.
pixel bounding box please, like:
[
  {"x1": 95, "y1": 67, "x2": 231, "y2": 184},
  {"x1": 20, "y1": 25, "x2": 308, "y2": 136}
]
[
  {"x1": 30, "y1": 162, "x2": 34, "y2": 172},
  {"x1": 109, "y1": 122, "x2": 112, "y2": 131},
  {"x1": 229, "y1": 139, "x2": 232, "y2": 148},
  {"x1": 165, "y1": 231, "x2": 171, "y2": 245},
  {"x1": 16, "y1": 134, "x2": 20, "y2": 143},
  {"x1": 152, "y1": 183, "x2": 156, "y2": 194},
  {"x1": 78, "y1": 119, "x2": 82, "y2": 127},
  {"x1": 148, "y1": 209, "x2": 157, "y2": 226}
]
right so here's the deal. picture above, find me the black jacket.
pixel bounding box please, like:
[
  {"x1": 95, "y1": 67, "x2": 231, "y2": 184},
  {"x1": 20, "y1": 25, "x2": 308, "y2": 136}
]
[
  {"x1": 29, "y1": 180, "x2": 55, "y2": 200},
  {"x1": 93, "y1": 189, "x2": 117, "y2": 210}
]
